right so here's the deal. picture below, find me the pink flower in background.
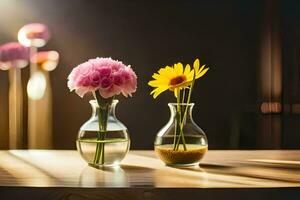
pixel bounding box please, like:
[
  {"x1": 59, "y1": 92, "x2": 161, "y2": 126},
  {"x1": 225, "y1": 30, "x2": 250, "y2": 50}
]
[
  {"x1": 0, "y1": 42, "x2": 29, "y2": 70},
  {"x1": 22, "y1": 23, "x2": 50, "y2": 40},
  {"x1": 18, "y1": 23, "x2": 51, "y2": 47},
  {"x1": 68, "y1": 57, "x2": 137, "y2": 98}
]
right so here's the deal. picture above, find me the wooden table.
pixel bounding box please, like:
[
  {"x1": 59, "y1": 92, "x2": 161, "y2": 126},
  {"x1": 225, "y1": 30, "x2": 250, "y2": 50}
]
[{"x1": 0, "y1": 150, "x2": 299, "y2": 199}]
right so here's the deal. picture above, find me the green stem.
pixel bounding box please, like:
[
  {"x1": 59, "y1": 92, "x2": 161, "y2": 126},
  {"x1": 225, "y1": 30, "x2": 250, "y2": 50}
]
[
  {"x1": 173, "y1": 89, "x2": 181, "y2": 150},
  {"x1": 92, "y1": 91, "x2": 113, "y2": 165},
  {"x1": 173, "y1": 89, "x2": 187, "y2": 151},
  {"x1": 175, "y1": 68, "x2": 197, "y2": 151},
  {"x1": 177, "y1": 66, "x2": 197, "y2": 150},
  {"x1": 175, "y1": 119, "x2": 187, "y2": 151},
  {"x1": 182, "y1": 88, "x2": 186, "y2": 104},
  {"x1": 172, "y1": 112, "x2": 179, "y2": 151},
  {"x1": 175, "y1": 87, "x2": 192, "y2": 151},
  {"x1": 180, "y1": 71, "x2": 196, "y2": 133},
  {"x1": 176, "y1": 111, "x2": 187, "y2": 151}
]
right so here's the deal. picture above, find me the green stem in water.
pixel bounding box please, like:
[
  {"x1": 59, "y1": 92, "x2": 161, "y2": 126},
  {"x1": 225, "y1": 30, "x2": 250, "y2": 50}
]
[
  {"x1": 182, "y1": 88, "x2": 186, "y2": 104},
  {"x1": 172, "y1": 111, "x2": 179, "y2": 150},
  {"x1": 174, "y1": 89, "x2": 187, "y2": 151},
  {"x1": 173, "y1": 89, "x2": 182, "y2": 150},
  {"x1": 92, "y1": 91, "x2": 113, "y2": 165}
]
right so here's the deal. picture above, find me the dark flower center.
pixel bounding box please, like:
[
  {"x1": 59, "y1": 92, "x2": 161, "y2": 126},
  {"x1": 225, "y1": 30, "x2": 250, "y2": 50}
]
[{"x1": 169, "y1": 75, "x2": 186, "y2": 86}]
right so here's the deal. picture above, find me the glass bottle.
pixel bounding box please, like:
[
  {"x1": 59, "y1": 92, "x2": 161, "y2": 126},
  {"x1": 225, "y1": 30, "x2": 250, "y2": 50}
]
[
  {"x1": 77, "y1": 100, "x2": 130, "y2": 167},
  {"x1": 155, "y1": 103, "x2": 208, "y2": 167}
]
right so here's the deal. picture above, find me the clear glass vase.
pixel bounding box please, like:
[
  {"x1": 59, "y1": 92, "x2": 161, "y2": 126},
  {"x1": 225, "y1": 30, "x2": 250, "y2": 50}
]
[
  {"x1": 77, "y1": 100, "x2": 130, "y2": 167},
  {"x1": 155, "y1": 103, "x2": 208, "y2": 167}
]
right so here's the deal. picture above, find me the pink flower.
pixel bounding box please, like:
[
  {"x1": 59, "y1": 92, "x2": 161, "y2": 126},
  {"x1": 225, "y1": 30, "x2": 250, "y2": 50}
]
[
  {"x1": 98, "y1": 66, "x2": 112, "y2": 78},
  {"x1": 100, "y1": 77, "x2": 113, "y2": 89},
  {"x1": 100, "y1": 85, "x2": 121, "y2": 99},
  {"x1": 67, "y1": 57, "x2": 137, "y2": 98},
  {"x1": 0, "y1": 42, "x2": 29, "y2": 70},
  {"x1": 113, "y1": 71, "x2": 124, "y2": 86}
]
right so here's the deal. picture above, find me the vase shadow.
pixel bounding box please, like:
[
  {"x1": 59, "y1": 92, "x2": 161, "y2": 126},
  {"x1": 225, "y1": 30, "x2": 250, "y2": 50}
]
[{"x1": 120, "y1": 164, "x2": 154, "y2": 172}]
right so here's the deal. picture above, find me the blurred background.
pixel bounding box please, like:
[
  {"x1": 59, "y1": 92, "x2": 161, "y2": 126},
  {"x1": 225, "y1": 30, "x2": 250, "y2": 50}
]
[{"x1": 0, "y1": 0, "x2": 299, "y2": 150}]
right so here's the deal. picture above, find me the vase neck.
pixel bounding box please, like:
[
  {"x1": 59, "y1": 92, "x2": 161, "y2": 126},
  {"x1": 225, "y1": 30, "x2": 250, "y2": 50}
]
[
  {"x1": 90, "y1": 99, "x2": 118, "y2": 118},
  {"x1": 168, "y1": 103, "x2": 194, "y2": 122}
]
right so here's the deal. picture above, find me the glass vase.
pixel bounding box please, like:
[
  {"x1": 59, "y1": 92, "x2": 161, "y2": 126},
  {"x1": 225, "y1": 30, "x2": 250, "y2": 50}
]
[
  {"x1": 155, "y1": 103, "x2": 208, "y2": 167},
  {"x1": 77, "y1": 100, "x2": 130, "y2": 167}
]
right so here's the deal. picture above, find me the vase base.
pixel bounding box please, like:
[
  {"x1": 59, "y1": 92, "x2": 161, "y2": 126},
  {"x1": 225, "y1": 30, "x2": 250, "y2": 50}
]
[
  {"x1": 165, "y1": 162, "x2": 200, "y2": 168},
  {"x1": 155, "y1": 144, "x2": 207, "y2": 166},
  {"x1": 88, "y1": 162, "x2": 120, "y2": 169}
]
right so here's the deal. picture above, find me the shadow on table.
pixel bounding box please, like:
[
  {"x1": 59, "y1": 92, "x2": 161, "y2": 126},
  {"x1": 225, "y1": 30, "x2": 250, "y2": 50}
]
[
  {"x1": 181, "y1": 162, "x2": 300, "y2": 184},
  {"x1": 79, "y1": 164, "x2": 155, "y2": 187}
]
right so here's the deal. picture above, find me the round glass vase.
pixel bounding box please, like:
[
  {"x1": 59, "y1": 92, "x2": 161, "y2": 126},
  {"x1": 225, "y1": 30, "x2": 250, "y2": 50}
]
[
  {"x1": 154, "y1": 103, "x2": 208, "y2": 167},
  {"x1": 77, "y1": 100, "x2": 130, "y2": 167}
]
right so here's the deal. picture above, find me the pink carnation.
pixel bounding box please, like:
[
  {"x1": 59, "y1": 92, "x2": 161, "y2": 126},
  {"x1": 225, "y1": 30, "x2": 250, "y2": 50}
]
[
  {"x1": 0, "y1": 42, "x2": 29, "y2": 70},
  {"x1": 68, "y1": 57, "x2": 137, "y2": 98}
]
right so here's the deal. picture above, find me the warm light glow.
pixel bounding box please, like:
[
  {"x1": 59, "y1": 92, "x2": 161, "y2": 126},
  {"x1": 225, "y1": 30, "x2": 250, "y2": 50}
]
[
  {"x1": 47, "y1": 51, "x2": 59, "y2": 60},
  {"x1": 41, "y1": 51, "x2": 59, "y2": 71},
  {"x1": 18, "y1": 28, "x2": 46, "y2": 48},
  {"x1": 42, "y1": 60, "x2": 57, "y2": 71},
  {"x1": 0, "y1": 62, "x2": 11, "y2": 70},
  {"x1": 0, "y1": 60, "x2": 28, "y2": 70},
  {"x1": 14, "y1": 60, "x2": 28, "y2": 69},
  {"x1": 261, "y1": 102, "x2": 282, "y2": 114},
  {"x1": 27, "y1": 71, "x2": 46, "y2": 100}
]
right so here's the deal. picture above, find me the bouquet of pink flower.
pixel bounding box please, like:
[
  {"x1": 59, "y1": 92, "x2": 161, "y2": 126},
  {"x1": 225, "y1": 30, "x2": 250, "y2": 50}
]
[
  {"x1": 68, "y1": 57, "x2": 137, "y2": 165},
  {"x1": 68, "y1": 57, "x2": 137, "y2": 100}
]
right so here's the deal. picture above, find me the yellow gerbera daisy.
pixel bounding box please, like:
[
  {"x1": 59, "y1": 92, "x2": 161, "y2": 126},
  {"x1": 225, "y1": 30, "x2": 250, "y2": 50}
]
[{"x1": 148, "y1": 58, "x2": 209, "y2": 99}]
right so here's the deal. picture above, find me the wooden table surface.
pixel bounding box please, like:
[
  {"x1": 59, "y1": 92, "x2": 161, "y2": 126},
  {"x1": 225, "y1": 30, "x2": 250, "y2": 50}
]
[{"x1": 0, "y1": 150, "x2": 299, "y2": 199}]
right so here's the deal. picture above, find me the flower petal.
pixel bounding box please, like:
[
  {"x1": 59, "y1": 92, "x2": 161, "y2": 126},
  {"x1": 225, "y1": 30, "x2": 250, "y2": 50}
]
[
  {"x1": 148, "y1": 79, "x2": 168, "y2": 87},
  {"x1": 184, "y1": 64, "x2": 191, "y2": 76},
  {"x1": 152, "y1": 73, "x2": 160, "y2": 79},
  {"x1": 158, "y1": 67, "x2": 176, "y2": 79},
  {"x1": 174, "y1": 62, "x2": 184, "y2": 75},
  {"x1": 151, "y1": 86, "x2": 169, "y2": 99},
  {"x1": 187, "y1": 69, "x2": 195, "y2": 81},
  {"x1": 196, "y1": 67, "x2": 209, "y2": 79},
  {"x1": 193, "y1": 58, "x2": 200, "y2": 73}
]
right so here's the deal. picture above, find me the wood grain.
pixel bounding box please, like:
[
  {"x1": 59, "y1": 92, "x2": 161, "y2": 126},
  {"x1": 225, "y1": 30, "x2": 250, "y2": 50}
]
[
  {"x1": 0, "y1": 150, "x2": 299, "y2": 199},
  {"x1": 0, "y1": 150, "x2": 298, "y2": 188}
]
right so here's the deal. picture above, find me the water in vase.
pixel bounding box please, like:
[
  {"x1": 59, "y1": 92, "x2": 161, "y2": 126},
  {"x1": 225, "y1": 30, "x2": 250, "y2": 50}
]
[{"x1": 77, "y1": 130, "x2": 130, "y2": 166}]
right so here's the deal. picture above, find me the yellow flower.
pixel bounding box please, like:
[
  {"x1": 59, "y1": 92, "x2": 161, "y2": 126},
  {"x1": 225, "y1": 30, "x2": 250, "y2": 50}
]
[
  {"x1": 193, "y1": 58, "x2": 209, "y2": 79},
  {"x1": 148, "y1": 58, "x2": 209, "y2": 99}
]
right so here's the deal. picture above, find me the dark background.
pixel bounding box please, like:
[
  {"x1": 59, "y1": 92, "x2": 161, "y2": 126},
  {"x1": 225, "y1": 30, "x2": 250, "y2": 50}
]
[{"x1": 0, "y1": 0, "x2": 299, "y2": 150}]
